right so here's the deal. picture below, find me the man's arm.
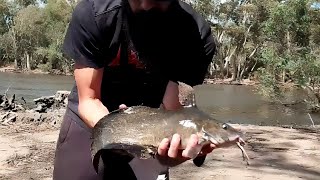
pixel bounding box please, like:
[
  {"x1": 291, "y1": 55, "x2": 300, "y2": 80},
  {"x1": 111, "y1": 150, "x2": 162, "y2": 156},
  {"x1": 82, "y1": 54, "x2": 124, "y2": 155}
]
[
  {"x1": 161, "y1": 81, "x2": 182, "y2": 110},
  {"x1": 62, "y1": 0, "x2": 116, "y2": 128},
  {"x1": 74, "y1": 64, "x2": 109, "y2": 128}
]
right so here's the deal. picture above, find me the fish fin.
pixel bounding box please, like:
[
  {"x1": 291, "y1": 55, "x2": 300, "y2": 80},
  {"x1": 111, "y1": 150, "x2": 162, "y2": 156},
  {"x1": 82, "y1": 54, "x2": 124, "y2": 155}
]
[
  {"x1": 193, "y1": 155, "x2": 207, "y2": 167},
  {"x1": 92, "y1": 149, "x2": 103, "y2": 173},
  {"x1": 159, "y1": 103, "x2": 165, "y2": 110},
  {"x1": 198, "y1": 135, "x2": 208, "y2": 145},
  {"x1": 92, "y1": 149, "x2": 134, "y2": 173},
  {"x1": 141, "y1": 147, "x2": 157, "y2": 159},
  {"x1": 147, "y1": 148, "x2": 156, "y2": 158},
  {"x1": 177, "y1": 81, "x2": 197, "y2": 107},
  {"x1": 123, "y1": 107, "x2": 135, "y2": 114},
  {"x1": 236, "y1": 141, "x2": 250, "y2": 166}
]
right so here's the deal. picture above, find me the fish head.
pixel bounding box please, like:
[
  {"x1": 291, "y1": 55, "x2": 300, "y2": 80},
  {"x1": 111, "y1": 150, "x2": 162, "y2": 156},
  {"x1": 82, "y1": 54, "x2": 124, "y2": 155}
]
[{"x1": 199, "y1": 122, "x2": 246, "y2": 148}]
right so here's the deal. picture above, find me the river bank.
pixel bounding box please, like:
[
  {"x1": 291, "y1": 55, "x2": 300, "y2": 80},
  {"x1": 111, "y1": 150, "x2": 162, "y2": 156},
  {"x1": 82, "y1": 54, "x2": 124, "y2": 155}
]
[
  {"x1": 0, "y1": 118, "x2": 319, "y2": 180},
  {"x1": 1, "y1": 65, "x2": 259, "y2": 86},
  {"x1": 0, "y1": 66, "x2": 73, "y2": 76}
]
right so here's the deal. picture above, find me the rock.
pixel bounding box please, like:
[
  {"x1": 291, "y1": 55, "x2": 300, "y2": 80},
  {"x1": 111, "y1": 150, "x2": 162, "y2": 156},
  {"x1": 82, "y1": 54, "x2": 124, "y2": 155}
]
[
  {"x1": 33, "y1": 113, "x2": 42, "y2": 122},
  {"x1": 19, "y1": 112, "x2": 36, "y2": 122},
  {"x1": 0, "y1": 90, "x2": 69, "y2": 126},
  {"x1": 14, "y1": 104, "x2": 25, "y2": 112},
  {"x1": 33, "y1": 103, "x2": 48, "y2": 113},
  {"x1": 33, "y1": 95, "x2": 55, "y2": 105},
  {"x1": 33, "y1": 96, "x2": 55, "y2": 113},
  {"x1": 54, "y1": 91, "x2": 70, "y2": 108},
  {"x1": 0, "y1": 94, "x2": 4, "y2": 104},
  {"x1": 55, "y1": 91, "x2": 70, "y2": 102},
  {"x1": 63, "y1": 97, "x2": 68, "y2": 105},
  {"x1": 31, "y1": 91, "x2": 70, "y2": 113}
]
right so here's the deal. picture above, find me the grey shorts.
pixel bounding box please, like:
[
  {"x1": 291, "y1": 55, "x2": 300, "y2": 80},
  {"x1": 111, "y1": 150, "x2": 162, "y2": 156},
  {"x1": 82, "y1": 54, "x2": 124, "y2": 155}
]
[{"x1": 52, "y1": 109, "x2": 169, "y2": 180}]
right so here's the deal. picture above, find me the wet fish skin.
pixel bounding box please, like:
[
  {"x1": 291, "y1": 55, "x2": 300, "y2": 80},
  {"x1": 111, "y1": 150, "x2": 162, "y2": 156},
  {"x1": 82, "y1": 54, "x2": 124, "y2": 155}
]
[{"x1": 91, "y1": 105, "x2": 245, "y2": 169}]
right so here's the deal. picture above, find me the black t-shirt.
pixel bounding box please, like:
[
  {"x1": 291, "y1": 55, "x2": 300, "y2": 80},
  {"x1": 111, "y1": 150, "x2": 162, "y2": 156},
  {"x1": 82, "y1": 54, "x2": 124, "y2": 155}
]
[{"x1": 63, "y1": 0, "x2": 216, "y2": 124}]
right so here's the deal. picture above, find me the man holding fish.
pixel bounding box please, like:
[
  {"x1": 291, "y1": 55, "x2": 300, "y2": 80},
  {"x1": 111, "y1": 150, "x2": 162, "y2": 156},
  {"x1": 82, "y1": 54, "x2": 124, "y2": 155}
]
[{"x1": 53, "y1": 0, "x2": 218, "y2": 179}]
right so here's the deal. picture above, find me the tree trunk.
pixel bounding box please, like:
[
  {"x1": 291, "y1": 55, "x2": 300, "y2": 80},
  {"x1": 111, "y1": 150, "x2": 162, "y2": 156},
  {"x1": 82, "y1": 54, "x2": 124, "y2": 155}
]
[
  {"x1": 281, "y1": 30, "x2": 291, "y2": 83},
  {"x1": 216, "y1": 31, "x2": 225, "y2": 79},
  {"x1": 224, "y1": 46, "x2": 237, "y2": 79},
  {"x1": 231, "y1": 56, "x2": 237, "y2": 81},
  {"x1": 11, "y1": 29, "x2": 19, "y2": 69},
  {"x1": 237, "y1": 56, "x2": 243, "y2": 81},
  {"x1": 14, "y1": 59, "x2": 18, "y2": 69},
  {"x1": 26, "y1": 53, "x2": 31, "y2": 70},
  {"x1": 226, "y1": 64, "x2": 229, "y2": 78},
  {"x1": 219, "y1": 57, "x2": 225, "y2": 78},
  {"x1": 239, "y1": 66, "x2": 247, "y2": 80},
  {"x1": 286, "y1": 30, "x2": 291, "y2": 51}
]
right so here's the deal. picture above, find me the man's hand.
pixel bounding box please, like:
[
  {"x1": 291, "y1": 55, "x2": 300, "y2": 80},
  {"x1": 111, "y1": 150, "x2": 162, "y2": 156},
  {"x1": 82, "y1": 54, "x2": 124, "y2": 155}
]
[
  {"x1": 119, "y1": 104, "x2": 128, "y2": 110},
  {"x1": 156, "y1": 80, "x2": 216, "y2": 166},
  {"x1": 156, "y1": 133, "x2": 216, "y2": 166}
]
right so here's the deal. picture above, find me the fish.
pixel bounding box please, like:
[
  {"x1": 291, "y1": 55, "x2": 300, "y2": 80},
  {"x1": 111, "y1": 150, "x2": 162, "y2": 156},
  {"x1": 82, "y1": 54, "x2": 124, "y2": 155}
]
[{"x1": 91, "y1": 105, "x2": 250, "y2": 172}]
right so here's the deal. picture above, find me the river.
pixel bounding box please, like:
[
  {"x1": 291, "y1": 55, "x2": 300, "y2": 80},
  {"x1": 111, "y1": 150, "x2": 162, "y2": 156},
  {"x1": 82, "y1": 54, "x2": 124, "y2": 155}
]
[{"x1": 0, "y1": 72, "x2": 319, "y2": 126}]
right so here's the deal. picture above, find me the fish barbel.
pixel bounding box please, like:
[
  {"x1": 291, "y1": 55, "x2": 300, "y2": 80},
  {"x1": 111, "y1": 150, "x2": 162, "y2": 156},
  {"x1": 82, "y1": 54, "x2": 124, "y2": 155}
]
[{"x1": 91, "y1": 105, "x2": 250, "y2": 172}]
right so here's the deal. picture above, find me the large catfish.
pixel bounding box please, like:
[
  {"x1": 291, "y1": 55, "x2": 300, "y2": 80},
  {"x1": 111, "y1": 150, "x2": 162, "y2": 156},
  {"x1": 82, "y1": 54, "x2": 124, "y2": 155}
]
[{"x1": 91, "y1": 82, "x2": 249, "y2": 173}]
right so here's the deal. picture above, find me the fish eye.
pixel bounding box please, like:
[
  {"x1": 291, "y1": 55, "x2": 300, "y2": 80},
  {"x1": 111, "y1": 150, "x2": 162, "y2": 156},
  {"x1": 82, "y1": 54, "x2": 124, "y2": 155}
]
[{"x1": 222, "y1": 123, "x2": 228, "y2": 130}]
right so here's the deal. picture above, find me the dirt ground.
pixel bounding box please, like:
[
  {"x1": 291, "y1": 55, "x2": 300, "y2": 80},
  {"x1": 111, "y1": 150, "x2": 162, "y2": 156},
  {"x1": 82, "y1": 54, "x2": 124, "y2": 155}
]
[{"x1": 0, "y1": 121, "x2": 319, "y2": 180}]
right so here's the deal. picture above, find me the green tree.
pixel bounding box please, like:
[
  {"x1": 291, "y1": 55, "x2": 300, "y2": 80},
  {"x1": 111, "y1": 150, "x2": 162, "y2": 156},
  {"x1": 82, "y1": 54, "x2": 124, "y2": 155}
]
[
  {"x1": 6, "y1": 5, "x2": 47, "y2": 69},
  {"x1": 35, "y1": 0, "x2": 73, "y2": 74},
  {"x1": 0, "y1": 0, "x2": 9, "y2": 35}
]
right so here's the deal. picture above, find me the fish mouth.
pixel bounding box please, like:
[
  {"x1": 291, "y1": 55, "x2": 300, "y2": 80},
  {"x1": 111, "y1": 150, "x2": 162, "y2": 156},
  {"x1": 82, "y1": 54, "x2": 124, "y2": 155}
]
[
  {"x1": 201, "y1": 127, "x2": 239, "y2": 145},
  {"x1": 200, "y1": 127, "x2": 250, "y2": 165}
]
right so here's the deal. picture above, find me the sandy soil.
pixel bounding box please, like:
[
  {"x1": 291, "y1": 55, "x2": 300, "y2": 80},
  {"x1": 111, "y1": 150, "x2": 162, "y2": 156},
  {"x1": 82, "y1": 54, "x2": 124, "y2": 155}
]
[{"x1": 0, "y1": 121, "x2": 319, "y2": 180}]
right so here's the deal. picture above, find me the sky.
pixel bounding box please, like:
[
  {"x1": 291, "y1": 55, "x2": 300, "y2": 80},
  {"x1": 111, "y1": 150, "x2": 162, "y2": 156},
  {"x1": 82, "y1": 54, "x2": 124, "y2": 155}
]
[{"x1": 311, "y1": 2, "x2": 320, "y2": 9}]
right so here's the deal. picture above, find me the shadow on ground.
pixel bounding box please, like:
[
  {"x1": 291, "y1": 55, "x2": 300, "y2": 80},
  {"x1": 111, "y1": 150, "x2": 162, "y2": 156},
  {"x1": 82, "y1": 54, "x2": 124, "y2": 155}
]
[
  {"x1": 171, "y1": 126, "x2": 320, "y2": 180},
  {"x1": 1, "y1": 138, "x2": 56, "y2": 180},
  {"x1": 246, "y1": 127, "x2": 320, "y2": 179}
]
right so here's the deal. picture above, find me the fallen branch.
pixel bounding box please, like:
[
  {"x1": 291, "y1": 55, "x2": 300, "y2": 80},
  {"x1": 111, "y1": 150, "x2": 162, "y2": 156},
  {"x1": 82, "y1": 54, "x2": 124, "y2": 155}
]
[
  {"x1": 0, "y1": 112, "x2": 10, "y2": 121},
  {"x1": 307, "y1": 113, "x2": 316, "y2": 128},
  {"x1": 3, "y1": 115, "x2": 16, "y2": 124},
  {"x1": 4, "y1": 83, "x2": 13, "y2": 96},
  {"x1": 1, "y1": 112, "x2": 16, "y2": 125}
]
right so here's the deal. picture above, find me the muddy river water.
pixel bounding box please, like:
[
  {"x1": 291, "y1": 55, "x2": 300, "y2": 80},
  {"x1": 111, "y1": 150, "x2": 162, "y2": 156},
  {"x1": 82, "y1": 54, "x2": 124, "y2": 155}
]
[{"x1": 1, "y1": 71, "x2": 319, "y2": 126}]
